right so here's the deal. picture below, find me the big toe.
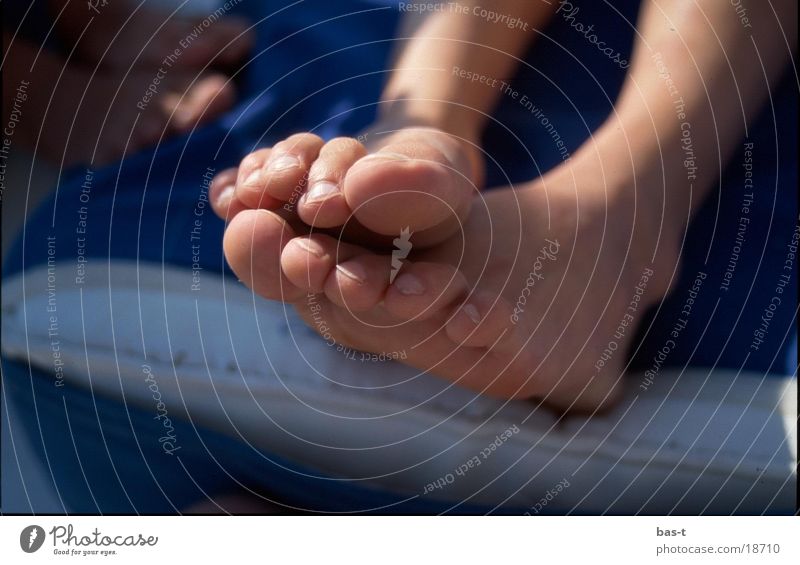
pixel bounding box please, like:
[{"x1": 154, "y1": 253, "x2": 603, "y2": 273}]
[
  {"x1": 343, "y1": 133, "x2": 477, "y2": 245},
  {"x1": 223, "y1": 209, "x2": 305, "y2": 301}
]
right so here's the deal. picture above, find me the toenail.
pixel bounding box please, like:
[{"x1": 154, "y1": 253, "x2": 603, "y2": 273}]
[
  {"x1": 336, "y1": 263, "x2": 366, "y2": 284},
  {"x1": 293, "y1": 238, "x2": 325, "y2": 259},
  {"x1": 360, "y1": 151, "x2": 410, "y2": 162},
  {"x1": 217, "y1": 184, "x2": 235, "y2": 206},
  {"x1": 394, "y1": 273, "x2": 425, "y2": 296},
  {"x1": 267, "y1": 154, "x2": 300, "y2": 172},
  {"x1": 243, "y1": 169, "x2": 263, "y2": 187},
  {"x1": 462, "y1": 303, "x2": 482, "y2": 325},
  {"x1": 304, "y1": 181, "x2": 339, "y2": 203}
]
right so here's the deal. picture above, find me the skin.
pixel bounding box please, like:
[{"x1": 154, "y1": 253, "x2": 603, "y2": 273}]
[
  {"x1": 1, "y1": 0, "x2": 258, "y2": 166},
  {"x1": 1, "y1": 34, "x2": 237, "y2": 166},
  {"x1": 217, "y1": 0, "x2": 795, "y2": 412}
]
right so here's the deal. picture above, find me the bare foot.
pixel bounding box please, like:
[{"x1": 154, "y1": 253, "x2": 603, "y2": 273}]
[
  {"x1": 54, "y1": 1, "x2": 254, "y2": 71},
  {"x1": 214, "y1": 120, "x2": 484, "y2": 249},
  {"x1": 22, "y1": 61, "x2": 235, "y2": 166},
  {"x1": 214, "y1": 143, "x2": 679, "y2": 412}
]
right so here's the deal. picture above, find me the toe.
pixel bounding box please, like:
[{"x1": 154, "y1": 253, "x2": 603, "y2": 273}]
[
  {"x1": 343, "y1": 132, "x2": 475, "y2": 241},
  {"x1": 234, "y1": 149, "x2": 283, "y2": 209},
  {"x1": 323, "y1": 254, "x2": 392, "y2": 312},
  {"x1": 383, "y1": 262, "x2": 468, "y2": 321},
  {"x1": 445, "y1": 292, "x2": 516, "y2": 349},
  {"x1": 280, "y1": 234, "x2": 360, "y2": 294},
  {"x1": 168, "y1": 74, "x2": 236, "y2": 131},
  {"x1": 210, "y1": 167, "x2": 249, "y2": 219},
  {"x1": 237, "y1": 133, "x2": 323, "y2": 207},
  {"x1": 223, "y1": 209, "x2": 306, "y2": 301},
  {"x1": 298, "y1": 137, "x2": 366, "y2": 228}
]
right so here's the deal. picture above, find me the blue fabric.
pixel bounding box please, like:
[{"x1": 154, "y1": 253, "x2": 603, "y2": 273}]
[{"x1": 3, "y1": 0, "x2": 796, "y2": 513}]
